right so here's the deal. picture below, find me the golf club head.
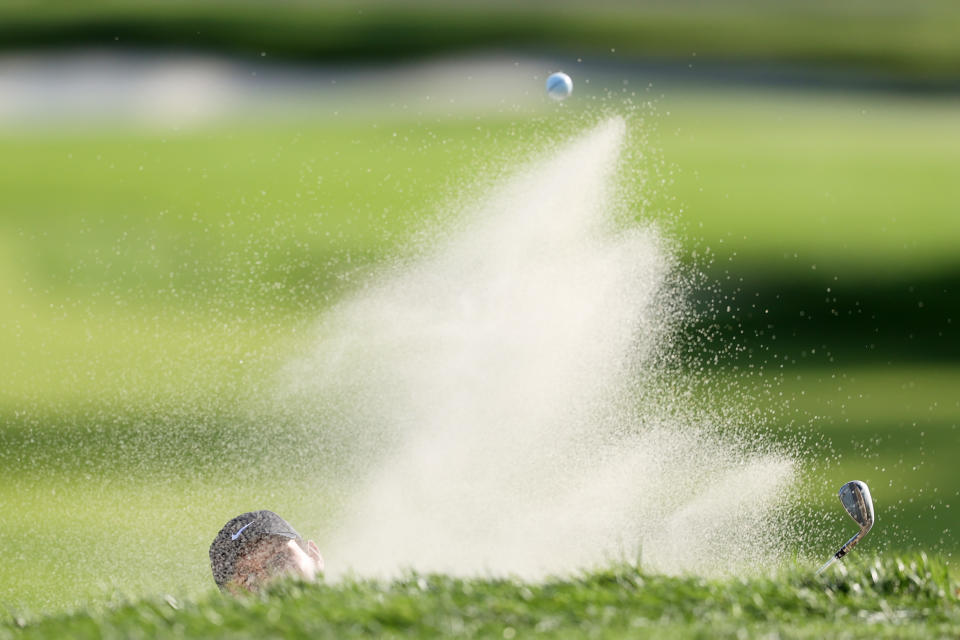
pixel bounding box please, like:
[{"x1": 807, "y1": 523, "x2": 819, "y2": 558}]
[
  {"x1": 838, "y1": 480, "x2": 874, "y2": 533},
  {"x1": 816, "y1": 480, "x2": 876, "y2": 574}
]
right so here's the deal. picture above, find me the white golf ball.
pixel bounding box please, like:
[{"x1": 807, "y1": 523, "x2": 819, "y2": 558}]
[{"x1": 546, "y1": 72, "x2": 573, "y2": 101}]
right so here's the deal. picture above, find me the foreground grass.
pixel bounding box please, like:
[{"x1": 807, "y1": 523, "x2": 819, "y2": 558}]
[{"x1": 3, "y1": 555, "x2": 957, "y2": 639}]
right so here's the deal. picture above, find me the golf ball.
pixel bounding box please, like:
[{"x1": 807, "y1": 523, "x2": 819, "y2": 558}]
[{"x1": 546, "y1": 72, "x2": 573, "y2": 101}]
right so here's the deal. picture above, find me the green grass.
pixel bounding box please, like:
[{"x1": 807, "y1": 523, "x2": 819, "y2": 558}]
[
  {"x1": 1, "y1": 365, "x2": 956, "y2": 613},
  {"x1": 2, "y1": 86, "x2": 959, "y2": 616},
  {"x1": 3, "y1": 555, "x2": 958, "y2": 638},
  {"x1": 662, "y1": 90, "x2": 960, "y2": 272},
  {"x1": 0, "y1": 116, "x2": 519, "y2": 408},
  {"x1": 2, "y1": 90, "x2": 959, "y2": 406}
]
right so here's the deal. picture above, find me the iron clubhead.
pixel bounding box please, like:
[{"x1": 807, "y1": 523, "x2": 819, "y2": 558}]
[
  {"x1": 816, "y1": 480, "x2": 875, "y2": 574},
  {"x1": 838, "y1": 480, "x2": 874, "y2": 533}
]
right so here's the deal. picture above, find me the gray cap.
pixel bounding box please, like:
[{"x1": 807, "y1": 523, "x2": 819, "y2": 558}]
[{"x1": 209, "y1": 510, "x2": 302, "y2": 589}]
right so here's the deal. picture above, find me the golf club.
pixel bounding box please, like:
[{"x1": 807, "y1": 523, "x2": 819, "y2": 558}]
[{"x1": 816, "y1": 480, "x2": 875, "y2": 575}]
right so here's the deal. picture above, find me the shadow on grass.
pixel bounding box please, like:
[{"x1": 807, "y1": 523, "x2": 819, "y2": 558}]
[{"x1": 685, "y1": 262, "x2": 960, "y2": 369}]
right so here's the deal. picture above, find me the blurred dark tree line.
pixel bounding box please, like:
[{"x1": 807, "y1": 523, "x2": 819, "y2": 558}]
[{"x1": 2, "y1": 0, "x2": 960, "y2": 86}]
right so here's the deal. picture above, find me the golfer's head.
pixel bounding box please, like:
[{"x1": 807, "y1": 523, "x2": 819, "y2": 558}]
[{"x1": 209, "y1": 510, "x2": 324, "y2": 593}]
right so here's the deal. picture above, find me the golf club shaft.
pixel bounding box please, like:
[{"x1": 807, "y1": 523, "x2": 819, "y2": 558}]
[
  {"x1": 816, "y1": 531, "x2": 864, "y2": 575},
  {"x1": 815, "y1": 555, "x2": 837, "y2": 575}
]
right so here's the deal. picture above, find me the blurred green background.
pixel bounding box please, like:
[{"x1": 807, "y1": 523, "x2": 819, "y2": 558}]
[{"x1": 1, "y1": 0, "x2": 958, "y2": 615}]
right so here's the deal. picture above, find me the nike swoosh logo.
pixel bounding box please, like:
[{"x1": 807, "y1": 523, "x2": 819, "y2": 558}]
[{"x1": 231, "y1": 521, "x2": 254, "y2": 540}]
